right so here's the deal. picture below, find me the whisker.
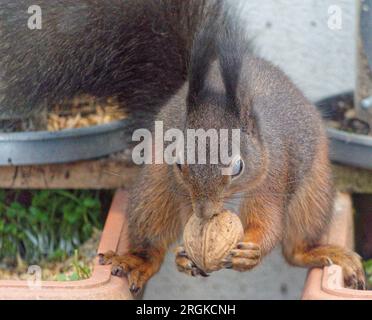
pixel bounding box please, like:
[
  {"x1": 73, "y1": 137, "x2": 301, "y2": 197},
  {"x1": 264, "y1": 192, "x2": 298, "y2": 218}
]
[{"x1": 103, "y1": 170, "x2": 123, "y2": 178}]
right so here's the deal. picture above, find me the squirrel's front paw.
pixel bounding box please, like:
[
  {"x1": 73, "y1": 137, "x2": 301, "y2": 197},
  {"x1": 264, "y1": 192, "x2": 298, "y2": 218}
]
[
  {"x1": 98, "y1": 250, "x2": 157, "y2": 296},
  {"x1": 221, "y1": 242, "x2": 262, "y2": 272},
  {"x1": 175, "y1": 246, "x2": 209, "y2": 277}
]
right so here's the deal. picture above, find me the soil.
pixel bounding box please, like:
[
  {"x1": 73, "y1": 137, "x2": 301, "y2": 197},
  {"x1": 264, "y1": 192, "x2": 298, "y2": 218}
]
[
  {"x1": 1, "y1": 95, "x2": 128, "y2": 133},
  {"x1": 319, "y1": 93, "x2": 371, "y2": 135},
  {"x1": 0, "y1": 229, "x2": 101, "y2": 281},
  {"x1": 2, "y1": 93, "x2": 370, "y2": 136}
]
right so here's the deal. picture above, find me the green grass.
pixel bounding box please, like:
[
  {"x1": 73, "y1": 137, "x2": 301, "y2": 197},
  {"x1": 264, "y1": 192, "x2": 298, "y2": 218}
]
[
  {"x1": 364, "y1": 260, "x2": 372, "y2": 289},
  {"x1": 55, "y1": 250, "x2": 92, "y2": 281},
  {"x1": 0, "y1": 190, "x2": 104, "y2": 266}
]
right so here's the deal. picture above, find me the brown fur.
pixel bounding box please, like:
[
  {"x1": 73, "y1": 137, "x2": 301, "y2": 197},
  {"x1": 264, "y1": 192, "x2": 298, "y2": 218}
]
[{"x1": 100, "y1": 55, "x2": 365, "y2": 295}]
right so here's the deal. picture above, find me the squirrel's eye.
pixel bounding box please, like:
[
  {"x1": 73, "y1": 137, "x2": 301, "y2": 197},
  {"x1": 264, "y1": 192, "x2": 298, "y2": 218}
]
[
  {"x1": 176, "y1": 162, "x2": 182, "y2": 171},
  {"x1": 231, "y1": 157, "x2": 244, "y2": 178}
]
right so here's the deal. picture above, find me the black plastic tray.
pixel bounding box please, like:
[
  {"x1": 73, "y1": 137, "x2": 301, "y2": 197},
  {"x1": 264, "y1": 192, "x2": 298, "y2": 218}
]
[
  {"x1": 0, "y1": 120, "x2": 129, "y2": 166},
  {"x1": 316, "y1": 93, "x2": 372, "y2": 170},
  {"x1": 1, "y1": 94, "x2": 371, "y2": 169}
]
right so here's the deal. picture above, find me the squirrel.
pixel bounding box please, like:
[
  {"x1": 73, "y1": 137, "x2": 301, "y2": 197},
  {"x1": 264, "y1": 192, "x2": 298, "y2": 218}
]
[
  {"x1": 0, "y1": 1, "x2": 365, "y2": 295},
  {"x1": 98, "y1": 6, "x2": 366, "y2": 295},
  {"x1": 0, "y1": 0, "x2": 221, "y2": 128}
]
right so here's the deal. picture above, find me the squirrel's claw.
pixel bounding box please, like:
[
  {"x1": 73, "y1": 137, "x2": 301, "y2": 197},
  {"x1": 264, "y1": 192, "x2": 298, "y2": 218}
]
[
  {"x1": 130, "y1": 283, "x2": 142, "y2": 296},
  {"x1": 191, "y1": 268, "x2": 209, "y2": 277},
  {"x1": 175, "y1": 245, "x2": 209, "y2": 277},
  {"x1": 97, "y1": 250, "x2": 162, "y2": 297},
  {"x1": 98, "y1": 250, "x2": 116, "y2": 265},
  {"x1": 111, "y1": 265, "x2": 125, "y2": 277},
  {"x1": 222, "y1": 242, "x2": 262, "y2": 272}
]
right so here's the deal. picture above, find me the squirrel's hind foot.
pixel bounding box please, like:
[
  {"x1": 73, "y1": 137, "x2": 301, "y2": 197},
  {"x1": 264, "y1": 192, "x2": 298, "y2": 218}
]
[
  {"x1": 284, "y1": 244, "x2": 366, "y2": 290},
  {"x1": 328, "y1": 249, "x2": 366, "y2": 290},
  {"x1": 98, "y1": 248, "x2": 165, "y2": 296}
]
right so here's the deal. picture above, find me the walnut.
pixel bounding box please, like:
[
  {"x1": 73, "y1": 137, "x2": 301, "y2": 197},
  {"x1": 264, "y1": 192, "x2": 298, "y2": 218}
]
[{"x1": 183, "y1": 210, "x2": 244, "y2": 273}]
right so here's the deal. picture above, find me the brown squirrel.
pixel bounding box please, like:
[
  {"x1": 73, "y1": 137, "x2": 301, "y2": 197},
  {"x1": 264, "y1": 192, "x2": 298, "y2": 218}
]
[
  {"x1": 99, "y1": 10, "x2": 366, "y2": 295},
  {"x1": 0, "y1": 1, "x2": 365, "y2": 296}
]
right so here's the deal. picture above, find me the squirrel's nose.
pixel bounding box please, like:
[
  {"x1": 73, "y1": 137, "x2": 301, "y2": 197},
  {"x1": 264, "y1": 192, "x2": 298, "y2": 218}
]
[{"x1": 194, "y1": 200, "x2": 223, "y2": 219}]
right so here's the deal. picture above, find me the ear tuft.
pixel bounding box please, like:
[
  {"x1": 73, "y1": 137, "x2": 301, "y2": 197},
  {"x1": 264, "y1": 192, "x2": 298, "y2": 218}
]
[
  {"x1": 187, "y1": 22, "x2": 218, "y2": 111},
  {"x1": 187, "y1": 2, "x2": 251, "y2": 117},
  {"x1": 217, "y1": 17, "x2": 251, "y2": 117}
]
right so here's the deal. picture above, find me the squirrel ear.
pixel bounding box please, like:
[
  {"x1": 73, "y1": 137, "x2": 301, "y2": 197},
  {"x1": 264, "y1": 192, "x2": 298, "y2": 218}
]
[
  {"x1": 217, "y1": 16, "x2": 251, "y2": 118},
  {"x1": 187, "y1": 22, "x2": 218, "y2": 112}
]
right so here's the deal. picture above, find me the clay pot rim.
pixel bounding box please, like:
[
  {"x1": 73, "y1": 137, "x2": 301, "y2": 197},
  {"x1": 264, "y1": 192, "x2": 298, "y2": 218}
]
[
  {"x1": 303, "y1": 266, "x2": 372, "y2": 300},
  {"x1": 0, "y1": 189, "x2": 131, "y2": 300},
  {"x1": 302, "y1": 193, "x2": 372, "y2": 300}
]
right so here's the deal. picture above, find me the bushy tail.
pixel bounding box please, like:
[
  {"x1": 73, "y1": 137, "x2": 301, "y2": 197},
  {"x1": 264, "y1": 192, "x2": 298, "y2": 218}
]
[{"x1": 0, "y1": 0, "x2": 223, "y2": 122}]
